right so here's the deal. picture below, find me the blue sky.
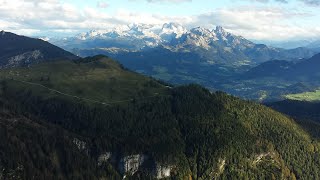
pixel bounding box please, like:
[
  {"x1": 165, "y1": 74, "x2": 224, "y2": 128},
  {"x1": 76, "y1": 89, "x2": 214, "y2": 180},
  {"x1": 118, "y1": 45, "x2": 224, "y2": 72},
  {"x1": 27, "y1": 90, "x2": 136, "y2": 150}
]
[{"x1": 0, "y1": 0, "x2": 320, "y2": 40}]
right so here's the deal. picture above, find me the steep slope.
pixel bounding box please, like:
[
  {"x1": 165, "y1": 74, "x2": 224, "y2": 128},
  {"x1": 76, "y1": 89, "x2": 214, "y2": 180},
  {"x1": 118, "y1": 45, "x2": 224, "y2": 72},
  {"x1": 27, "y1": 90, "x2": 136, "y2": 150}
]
[
  {"x1": 0, "y1": 107, "x2": 114, "y2": 180},
  {"x1": 268, "y1": 100, "x2": 320, "y2": 139},
  {"x1": 0, "y1": 56, "x2": 320, "y2": 179},
  {"x1": 268, "y1": 100, "x2": 320, "y2": 123},
  {"x1": 0, "y1": 31, "x2": 78, "y2": 68}
]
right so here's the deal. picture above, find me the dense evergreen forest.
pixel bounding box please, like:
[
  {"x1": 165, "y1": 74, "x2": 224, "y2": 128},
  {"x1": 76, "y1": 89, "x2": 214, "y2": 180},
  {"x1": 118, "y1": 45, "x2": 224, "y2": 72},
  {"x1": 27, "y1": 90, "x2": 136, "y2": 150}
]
[
  {"x1": 0, "y1": 57, "x2": 320, "y2": 179},
  {"x1": 268, "y1": 100, "x2": 320, "y2": 139}
]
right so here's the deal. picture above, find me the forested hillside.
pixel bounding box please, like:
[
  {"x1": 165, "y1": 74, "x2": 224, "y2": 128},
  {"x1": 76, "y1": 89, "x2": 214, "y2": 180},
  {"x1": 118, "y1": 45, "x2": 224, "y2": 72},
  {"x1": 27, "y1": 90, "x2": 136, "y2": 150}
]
[{"x1": 0, "y1": 56, "x2": 319, "y2": 179}]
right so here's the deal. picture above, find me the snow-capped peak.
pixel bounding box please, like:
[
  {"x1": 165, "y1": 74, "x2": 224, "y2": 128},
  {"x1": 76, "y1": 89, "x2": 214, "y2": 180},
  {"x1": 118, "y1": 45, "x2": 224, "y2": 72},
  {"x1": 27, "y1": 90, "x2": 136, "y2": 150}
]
[
  {"x1": 161, "y1": 23, "x2": 187, "y2": 36},
  {"x1": 75, "y1": 24, "x2": 237, "y2": 43},
  {"x1": 159, "y1": 22, "x2": 187, "y2": 42},
  {"x1": 127, "y1": 23, "x2": 146, "y2": 36},
  {"x1": 68, "y1": 23, "x2": 248, "y2": 50},
  {"x1": 188, "y1": 27, "x2": 218, "y2": 42},
  {"x1": 126, "y1": 23, "x2": 159, "y2": 38},
  {"x1": 214, "y1": 26, "x2": 232, "y2": 42},
  {"x1": 190, "y1": 27, "x2": 212, "y2": 36},
  {"x1": 76, "y1": 26, "x2": 129, "y2": 40},
  {"x1": 76, "y1": 30, "x2": 102, "y2": 40},
  {"x1": 214, "y1": 26, "x2": 230, "y2": 37}
]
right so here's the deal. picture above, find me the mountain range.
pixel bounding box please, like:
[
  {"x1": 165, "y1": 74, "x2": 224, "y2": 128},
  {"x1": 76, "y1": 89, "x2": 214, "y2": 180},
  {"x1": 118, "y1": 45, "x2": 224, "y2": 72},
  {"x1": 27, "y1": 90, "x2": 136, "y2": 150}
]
[
  {"x1": 52, "y1": 23, "x2": 315, "y2": 66},
  {"x1": 245, "y1": 53, "x2": 320, "y2": 80},
  {"x1": 255, "y1": 39, "x2": 315, "y2": 49},
  {"x1": 307, "y1": 40, "x2": 320, "y2": 52},
  {"x1": 225, "y1": 53, "x2": 320, "y2": 101}
]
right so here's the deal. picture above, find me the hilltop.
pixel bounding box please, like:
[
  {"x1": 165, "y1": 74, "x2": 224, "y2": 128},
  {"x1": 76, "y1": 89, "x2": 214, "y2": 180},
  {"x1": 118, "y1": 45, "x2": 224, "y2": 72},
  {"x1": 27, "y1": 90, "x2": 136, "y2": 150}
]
[{"x1": 0, "y1": 31, "x2": 78, "y2": 69}]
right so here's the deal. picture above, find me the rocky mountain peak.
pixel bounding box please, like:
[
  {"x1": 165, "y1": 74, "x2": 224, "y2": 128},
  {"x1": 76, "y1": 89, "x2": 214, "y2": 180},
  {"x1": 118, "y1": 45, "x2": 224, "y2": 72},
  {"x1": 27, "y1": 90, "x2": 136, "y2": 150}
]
[
  {"x1": 127, "y1": 24, "x2": 145, "y2": 35},
  {"x1": 190, "y1": 26, "x2": 212, "y2": 36},
  {"x1": 215, "y1": 26, "x2": 227, "y2": 34},
  {"x1": 160, "y1": 22, "x2": 187, "y2": 42},
  {"x1": 162, "y1": 22, "x2": 181, "y2": 29}
]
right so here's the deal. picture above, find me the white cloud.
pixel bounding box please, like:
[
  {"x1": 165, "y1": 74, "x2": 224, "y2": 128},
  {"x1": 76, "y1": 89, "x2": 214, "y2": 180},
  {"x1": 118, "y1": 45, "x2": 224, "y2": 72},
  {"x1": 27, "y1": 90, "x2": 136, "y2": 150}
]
[
  {"x1": 146, "y1": 0, "x2": 191, "y2": 2},
  {"x1": 0, "y1": 0, "x2": 319, "y2": 40},
  {"x1": 0, "y1": 0, "x2": 192, "y2": 34},
  {"x1": 187, "y1": 6, "x2": 320, "y2": 40},
  {"x1": 97, "y1": 1, "x2": 109, "y2": 8}
]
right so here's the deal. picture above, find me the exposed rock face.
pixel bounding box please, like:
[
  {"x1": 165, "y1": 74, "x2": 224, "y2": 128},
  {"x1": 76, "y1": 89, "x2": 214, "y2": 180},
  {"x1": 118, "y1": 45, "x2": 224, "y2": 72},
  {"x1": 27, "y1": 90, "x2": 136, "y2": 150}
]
[
  {"x1": 96, "y1": 152, "x2": 174, "y2": 179},
  {"x1": 0, "y1": 31, "x2": 79, "y2": 69},
  {"x1": 209, "y1": 158, "x2": 226, "y2": 179},
  {"x1": 5, "y1": 50, "x2": 44, "y2": 68},
  {"x1": 72, "y1": 138, "x2": 87, "y2": 151},
  {"x1": 155, "y1": 164, "x2": 173, "y2": 179},
  {"x1": 119, "y1": 154, "x2": 147, "y2": 176},
  {"x1": 0, "y1": 164, "x2": 24, "y2": 180},
  {"x1": 252, "y1": 152, "x2": 276, "y2": 166},
  {"x1": 97, "y1": 152, "x2": 112, "y2": 166},
  {"x1": 217, "y1": 158, "x2": 226, "y2": 176}
]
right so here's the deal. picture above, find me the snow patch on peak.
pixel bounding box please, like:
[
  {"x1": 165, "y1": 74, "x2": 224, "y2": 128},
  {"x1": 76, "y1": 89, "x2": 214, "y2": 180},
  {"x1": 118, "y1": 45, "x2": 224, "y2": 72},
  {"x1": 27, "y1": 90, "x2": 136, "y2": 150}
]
[
  {"x1": 127, "y1": 24, "x2": 146, "y2": 36},
  {"x1": 215, "y1": 26, "x2": 227, "y2": 34},
  {"x1": 159, "y1": 22, "x2": 187, "y2": 42},
  {"x1": 162, "y1": 22, "x2": 180, "y2": 29},
  {"x1": 188, "y1": 27, "x2": 218, "y2": 43},
  {"x1": 190, "y1": 27, "x2": 213, "y2": 36},
  {"x1": 39, "y1": 37, "x2": 50, "y2": 41},
  {"x1": 76, "y1": 26, "x2": 130, "y2": 40},
  {"x1": 214, "y1": 26, "x2": 232, "y2": 42},
  {"x1": 126, "y1": 24, "x2": 160, "y2": 39}
]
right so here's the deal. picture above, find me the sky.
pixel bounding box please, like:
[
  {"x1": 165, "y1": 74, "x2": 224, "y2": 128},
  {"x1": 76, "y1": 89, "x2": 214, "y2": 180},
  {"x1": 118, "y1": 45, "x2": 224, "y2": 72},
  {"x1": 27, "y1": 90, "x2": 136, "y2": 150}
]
[{"x1": 1, "y1": 0, "x2": 320, "y2": 41}]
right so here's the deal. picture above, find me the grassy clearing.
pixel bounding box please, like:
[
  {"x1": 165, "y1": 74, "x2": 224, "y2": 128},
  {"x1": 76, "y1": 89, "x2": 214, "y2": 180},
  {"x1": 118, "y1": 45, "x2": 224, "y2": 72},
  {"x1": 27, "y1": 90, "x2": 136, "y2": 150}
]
[{"x1": 285, "y1": 90, "x2": 320, "y2": 102}]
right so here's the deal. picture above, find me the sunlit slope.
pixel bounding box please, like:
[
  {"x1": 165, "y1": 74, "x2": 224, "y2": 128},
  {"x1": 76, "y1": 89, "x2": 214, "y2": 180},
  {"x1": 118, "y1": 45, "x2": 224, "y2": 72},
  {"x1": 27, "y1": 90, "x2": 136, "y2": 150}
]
[
  {"x1": 0, "y1": 55, "x2": 170, "y2": 105},
  {"x1": 285, "y1": 89, "x2": 320, "y2": 102}
]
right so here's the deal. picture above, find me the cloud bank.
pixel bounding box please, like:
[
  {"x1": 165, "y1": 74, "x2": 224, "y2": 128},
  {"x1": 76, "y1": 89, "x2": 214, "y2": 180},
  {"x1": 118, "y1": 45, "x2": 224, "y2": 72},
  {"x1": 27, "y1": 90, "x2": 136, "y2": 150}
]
[{"x1": 0, "y1": 0, "x2": 319, "y2": 40}]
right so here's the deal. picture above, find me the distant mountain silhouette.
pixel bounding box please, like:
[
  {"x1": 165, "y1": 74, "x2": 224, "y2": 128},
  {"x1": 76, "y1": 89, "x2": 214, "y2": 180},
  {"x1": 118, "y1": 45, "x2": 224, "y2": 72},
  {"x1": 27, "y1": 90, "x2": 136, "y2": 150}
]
[{"x1": 244, "y1": 53, "x2": 320, "y2": 80}]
